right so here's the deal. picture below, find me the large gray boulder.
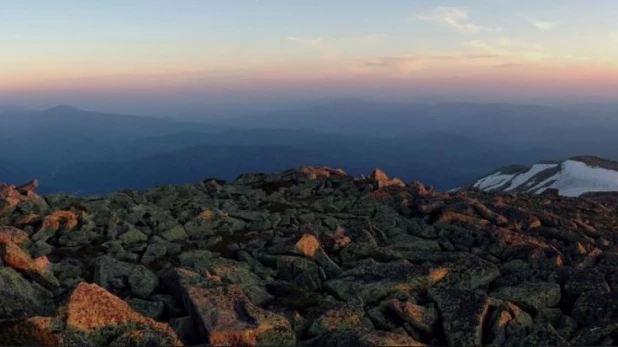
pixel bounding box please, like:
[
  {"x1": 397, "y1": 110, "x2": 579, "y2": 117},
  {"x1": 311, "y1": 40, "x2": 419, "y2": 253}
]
[{"x1": 0, "y1": 267, "x2": 41, "y2": 321}]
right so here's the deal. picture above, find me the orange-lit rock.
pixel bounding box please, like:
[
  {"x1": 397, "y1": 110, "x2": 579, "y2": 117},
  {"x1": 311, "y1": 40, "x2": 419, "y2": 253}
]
[
  {"x1": 371, "y1": 169, "x2": 389, "y2": 182},
  {"x1": 1, "y1": 316, "x2": 62, "y2": 346},
  {"x1": 63, "y1": 282, "x2": 181, "y2": 345},
  {"x1": 198, "y1": 285, "x2": 295, "y2": 346},
  {"x1": 437, "y1": 211, "x2": 491, "y2": 227},
  {"x1": 323, "y1": 225, "x2": 352, "y2": 251},
  {"x1": 167, "y1": 269, "x2": 295, "y2": 346},
  {"x1": 42, "y1": 210, "x2": 79, "y2": 231},
  {"x1": 0, "y1": 242, "x2": 58, "y2": 288},
  {"x1": 410, "y1": 181, "x2": 434, "y2": 196},
  {"x1": 0, "y1": 226, "x2": 30, "y2": 245},
  {"x1": 198, "y1": 208, "x2": 215, "y2": 221},
  {"x1": 371, "y1": 169, "x2": 406, "y2": 189},
  {"x1": 0, "y1": 184, "x2": 26, "y2": 207},
  {"x1": 110, "y1": 330, "x2": 173, "y2": 346},
  {"x1": 299, "y1": 166, "x2": 347, "y2": 180},
  {"x1": 17, "y1": 179, "x2": 40, "y2": 194},
  {"x1": 391, "y1": 300, "x2": 438, "y2": 335},
  {"x1": 14, "y1": 213, "x2": 42, "y2": 227},
  {"x1": 295, "y1": 233, "x2": 320, "y2": 258},
  {"x1": 1, "y1": 242, "x2": 45, "y2": 273},
  {"x1": 308, "y1": 305, "x2": 363, "y2": 336},
  {"x1": 365, "y1": 190, "x2": 394, "y2": 200}
]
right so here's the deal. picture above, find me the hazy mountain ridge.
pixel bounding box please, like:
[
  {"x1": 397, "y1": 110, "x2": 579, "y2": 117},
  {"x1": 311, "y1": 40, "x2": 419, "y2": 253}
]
[
  {"x1": 32, "y1": 133, "x2": 568, "y2": 195},
  {"x1": 1, "y1": 101, "x2": 617, "y2": 194},
  {"x1": 0, "y1": 104, "x2": 33, "y2": 114}
]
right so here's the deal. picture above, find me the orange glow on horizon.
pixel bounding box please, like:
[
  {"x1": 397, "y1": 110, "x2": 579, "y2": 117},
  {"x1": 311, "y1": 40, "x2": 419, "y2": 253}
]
[{"x1": 2, "y1": 58, "x2": 617, "y2": 101}]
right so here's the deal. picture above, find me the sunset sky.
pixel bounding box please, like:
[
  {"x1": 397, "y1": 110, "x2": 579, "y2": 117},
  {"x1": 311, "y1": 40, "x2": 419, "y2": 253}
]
[{"x1": 2, "y1": 0, "x2": 618, "y2": 113}]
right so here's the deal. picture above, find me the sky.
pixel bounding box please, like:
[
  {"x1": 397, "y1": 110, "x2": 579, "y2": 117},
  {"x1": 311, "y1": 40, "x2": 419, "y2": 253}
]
[{"x1": 1, "y1": 0, "x2": 618, "y2": 114}]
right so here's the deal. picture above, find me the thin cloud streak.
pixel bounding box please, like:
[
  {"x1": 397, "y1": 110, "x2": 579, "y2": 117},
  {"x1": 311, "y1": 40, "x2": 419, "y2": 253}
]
[
  {"x1": 363, "y1": 57, "x2": 425, "y2": 73},
  {"x1": 416, "y1": 7, "x2": 500, "y2": 34},
  {"x1": 286, "y1": 36, "x2": 324, "y2": 46},
  {"x1": 520, "y1": 15, "x2": 557, "y2": 31},
  {"x1": 495, "y1": 63, "x2": 528, "y2": 69},
  {"x1": 463, "y1": 39, "x2": 550, "y2": 62},
  {"x1": 352, "y1": 34, "x2": 388, "y2": 42}
]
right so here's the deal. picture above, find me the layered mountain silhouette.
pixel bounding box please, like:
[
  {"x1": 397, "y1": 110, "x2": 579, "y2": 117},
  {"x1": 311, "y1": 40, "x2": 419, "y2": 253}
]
[
  {"x1": 2, "y1": 101, "x2": 618, "y2": 194},
  {"x1": 2, "y1": 100, "x2": 618, "y2": 344}
]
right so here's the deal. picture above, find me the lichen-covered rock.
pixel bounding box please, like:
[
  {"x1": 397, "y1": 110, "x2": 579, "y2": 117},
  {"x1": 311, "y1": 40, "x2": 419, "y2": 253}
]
[
  {"x1": 29, "y1": 240, "x2": 54, "y2": 258},
  {"x1": 384, "y1": 234, "x2": 441, "y2": 251},
  {"x1": 390, "y1": 300, "x2": 438, "y2": 335},
  {"x1": 316, "y1": 327, "x2": 425, "y2": 347},
  {"x1": 0, "y1": 226, "x2": 30, "y2": 245},
  {"x1": 571, "y1": 291, "x2": 618, "y2": 326},
  {"x1": 109, "y1": 329, "x2": 174, "y2": 346},
  {"x1": 0, "y1": 267, "x2": 41, "y2": 321},
  {"x1": 165, "y1": 268, "x2": 295, "y2": 346},
  {"x1": 125, "y1": 298, "x2": 165, "y2": 320},
  {"x1": 50, "y1": 259, "x2": 84, "y2": 287},
  {"x1": 117, "y1": 227, "x2": 148, "y2": 244},
  {"x1": 491, "y1": 282, "x2": 561, "y2": 313},
  {"x1": 430, "y1": 288, "x2": 490, "y2": 347},
  {"x1": 0, "y1": 316, "x2": 90, "y2": 346},
  {"x1": 1, "y1": 316, "x2": 58, "y2": 346},
  {"x1": 178, "y1": 249, "x2": 216, "y2": 270},
  {"x1": 485, "y1": 301, "x2": 533, "y2": 345},
  {"x1": 57, "y1": 229, "x2": 98, "y2": 247},
  {"x1": 569, "y1": 323, "x2": 618, "y2": 346},
  {"x1": 520, "y1": 324, "x2": 569, "y2": 347},
  {"x1": 0, "y1": 242, "x2": 59, "y2": 289},
  {"x1": 141, "y1": 242, "x2": 167, "y2": 264},
  {"x1": 324, "y1": 262, "x2": 448, "y2": 304},
  {"x1": 308, "y1": 304, "x2": 365, "y2": 337},
  {"x1": 160, "y1": 225, "x2": 188, "y2": 242},
  {"x1": 92, "y1": 255, "x2": 135, "y2": 291},
  {"x1": 206, "y1": 260, "x2": 273, "y2": 307},
  {"x1": 272, "y1": 255, "x2": 322, "y2": 291},
  {"x1": 438, "y1": 255, "x2": 500, "y2": 290},
  {"x1": 562, "y1": 268, "x2": 610, "y2": 302},
  {"x1": 183, "y1": 210, "x2": 222, "y2": 238},
  {"x1": 128, "y1": 265, "x2": 158, "y2": 299},
  {"x1": 61, "y1": 282, "x2": 181, "y2": 345}
]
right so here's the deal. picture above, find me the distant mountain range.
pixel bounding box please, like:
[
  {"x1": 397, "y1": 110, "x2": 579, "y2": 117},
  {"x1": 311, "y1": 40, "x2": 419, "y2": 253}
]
[
  {"x1": 470, "y1": 156, "x2": 618, "y2": 197},
  {"x1": 1, "y1": 101, "x2": 618, "y2": 194},
  {"x1": 0, "y1": 104, "x2": 32, "y2": 114}
]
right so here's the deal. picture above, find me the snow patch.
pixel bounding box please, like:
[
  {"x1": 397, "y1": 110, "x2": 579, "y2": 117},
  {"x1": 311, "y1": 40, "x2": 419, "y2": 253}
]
[
  {"x1": 473, "y1": 158, "x2": 618, "y2": 197},
  {"x1": 505, "y1": 163, "x2": 558, "y2": 191},
  {"x1": 473, "y1": 172, "x2": 515, "y2": 190},
  {"x1": 534, "y1": 160, "x2": 618, "y2": 197}
]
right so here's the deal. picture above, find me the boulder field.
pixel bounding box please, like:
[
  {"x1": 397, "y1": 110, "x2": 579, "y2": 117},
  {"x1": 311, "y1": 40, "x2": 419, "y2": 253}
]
[{"x1": 1, "y1": 167, "x2": 617, "y2": 346}]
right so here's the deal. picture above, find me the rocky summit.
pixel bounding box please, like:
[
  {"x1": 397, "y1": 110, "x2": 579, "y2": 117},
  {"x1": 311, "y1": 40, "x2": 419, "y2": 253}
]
[{"x1": 1, "y1": 167, "x2": 618, "y2": 346}]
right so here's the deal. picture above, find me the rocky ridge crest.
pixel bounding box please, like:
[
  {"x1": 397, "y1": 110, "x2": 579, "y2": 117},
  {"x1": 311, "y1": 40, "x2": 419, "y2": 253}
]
[{"x1": 1, "y1": 167, "x2": 617, "y2": 346}]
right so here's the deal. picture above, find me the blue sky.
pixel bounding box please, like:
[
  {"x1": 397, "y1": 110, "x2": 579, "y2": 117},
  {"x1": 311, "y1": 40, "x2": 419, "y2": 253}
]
[{"x1": 1, "y1": 0, "x2": 617, "y2": 113}]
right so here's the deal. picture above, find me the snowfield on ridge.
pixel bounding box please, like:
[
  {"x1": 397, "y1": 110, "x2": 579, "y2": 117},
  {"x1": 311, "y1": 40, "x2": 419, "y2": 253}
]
[{"x1": 472, "y1": 157, "x2": 618, "y2": 197}]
